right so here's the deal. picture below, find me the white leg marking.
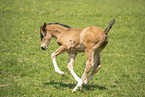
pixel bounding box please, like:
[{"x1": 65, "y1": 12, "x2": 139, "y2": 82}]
[
  {"x1": 52, "y1": 57, "x2": 64, "y2": 75},
  {"x1": 70, "y1": 69, "x2": 83, "y2": 92},
  {"x1": 73, "y1": 79, "x2": 83, "y2": 92},
  {"x1": 67, "y1": 53, "x2": 83, "y2": 92},
  {"x1": 70, "y1": 69, "x2": 81, "y2": 82},
  {"x1": 68, "y1": 54, "x2": 81, "y2": 82}
]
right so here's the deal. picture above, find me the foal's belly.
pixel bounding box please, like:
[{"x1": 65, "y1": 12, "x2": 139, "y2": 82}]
[{"x1": 67, "y1": 44, "x2": 85, "y2": 53}]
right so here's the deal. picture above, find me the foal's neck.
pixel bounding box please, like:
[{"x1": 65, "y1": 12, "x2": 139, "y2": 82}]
[{"x1": 47, "y1": 25, "x2": 68, "y2": 38}]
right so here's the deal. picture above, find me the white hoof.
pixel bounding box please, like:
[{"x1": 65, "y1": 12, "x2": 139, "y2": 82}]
[
  {"x1": 61, "y1": 72, "x2": 66, "y2": 76},
  {"x1": 73, "y1": 79, "x2": 83, "y2": 92},
  {"x1": 55, "y1": 70, "x2": 65, "y2": 75},
  {"x1": 72, "y1": 89, "x2": 76, "y2": 92}
]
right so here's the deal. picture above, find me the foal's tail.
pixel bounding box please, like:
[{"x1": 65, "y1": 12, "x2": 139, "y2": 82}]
[{"x1": 104, "y1": 19, "x2": 115, "y2": 35}]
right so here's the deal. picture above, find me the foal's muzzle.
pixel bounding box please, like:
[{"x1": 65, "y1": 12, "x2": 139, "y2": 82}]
[
  {"x1": 41, "y1": 43, "x2": 47, "y2": 50},
  {"x1": 41, "y1": 47, "x2": 47, "y2": 50}
]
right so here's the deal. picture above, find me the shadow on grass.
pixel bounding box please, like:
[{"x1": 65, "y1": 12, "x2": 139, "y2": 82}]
[{"x1": 44, "y1": 80, "x2": 108, "y2": 91}]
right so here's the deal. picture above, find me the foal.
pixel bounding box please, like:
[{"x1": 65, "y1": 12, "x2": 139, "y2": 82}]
[{"x1": 40, "y1": 19, "x2": 115, "y2": 92}]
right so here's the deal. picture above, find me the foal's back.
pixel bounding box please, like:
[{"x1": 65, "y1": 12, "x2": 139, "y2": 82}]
[{"x1": 57, "y1": 26, "x2": 106, "y2": 52}]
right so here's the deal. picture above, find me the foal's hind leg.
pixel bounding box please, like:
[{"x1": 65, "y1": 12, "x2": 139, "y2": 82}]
[
  {"x1": 84, "y1": 52, "x2": 101, "y2": 84},
  {"x1": 72, "y1": 49, "x2": 94, "y2": 92},
  {"x1": 51, "y1": 45, "x2": 66, "y2": 75}
]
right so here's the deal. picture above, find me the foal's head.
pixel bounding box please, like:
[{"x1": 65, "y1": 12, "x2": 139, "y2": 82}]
[
  {"x1": 40, "y1": 22, "x2": 71, "y2": 50},
  {"x1": 40, "y1": 23, "x2": 52, "y2": 50}
]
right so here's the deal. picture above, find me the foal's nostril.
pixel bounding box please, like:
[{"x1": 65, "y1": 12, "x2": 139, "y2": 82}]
[{"x1": 41, "y1": 47, "x2": 46, "y2": 50}]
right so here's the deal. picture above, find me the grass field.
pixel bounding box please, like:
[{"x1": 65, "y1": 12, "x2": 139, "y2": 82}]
[{"x1": 0, "y1": 0, "x2": 145, "y2": 96}]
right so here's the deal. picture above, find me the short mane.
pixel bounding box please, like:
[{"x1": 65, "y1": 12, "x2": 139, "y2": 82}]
[{"x1": 46, "y1": 23, "x2": 71, "y2": 28}]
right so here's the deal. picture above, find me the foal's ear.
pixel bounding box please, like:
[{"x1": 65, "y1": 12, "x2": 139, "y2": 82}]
[{"x1": 43, "y1": 23, "x2": 46, "y2": 29}]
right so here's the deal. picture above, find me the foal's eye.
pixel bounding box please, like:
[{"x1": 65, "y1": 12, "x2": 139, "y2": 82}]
[{"x1": 41, "y1": 34, "x2": 45, "y2": 40}]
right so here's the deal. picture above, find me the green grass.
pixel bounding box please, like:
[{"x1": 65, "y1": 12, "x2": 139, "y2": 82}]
[{"x1": 0, "y1": 0, "x2": 145, "y2": 96}]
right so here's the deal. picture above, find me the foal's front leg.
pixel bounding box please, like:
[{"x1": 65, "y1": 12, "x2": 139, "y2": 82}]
[
  {"x1": 51, "y1": 45, "x2": 66, "y2": 75},
  {"x1": 67, "y1": 53, "x2": 83, "y2": 92},
  {"x1": 67, "y1": 53, "x2": 81, "y2": 82}
]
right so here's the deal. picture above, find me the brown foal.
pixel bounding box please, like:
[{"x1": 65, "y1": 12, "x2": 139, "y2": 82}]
[{"x1": 40, "y1": 19, "x2": 115, "y2": 92}]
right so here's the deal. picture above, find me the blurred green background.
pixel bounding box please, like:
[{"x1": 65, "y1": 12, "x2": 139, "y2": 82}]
[{"x1": 0, "y1": 0, "x2": 144, "y2": 96}]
